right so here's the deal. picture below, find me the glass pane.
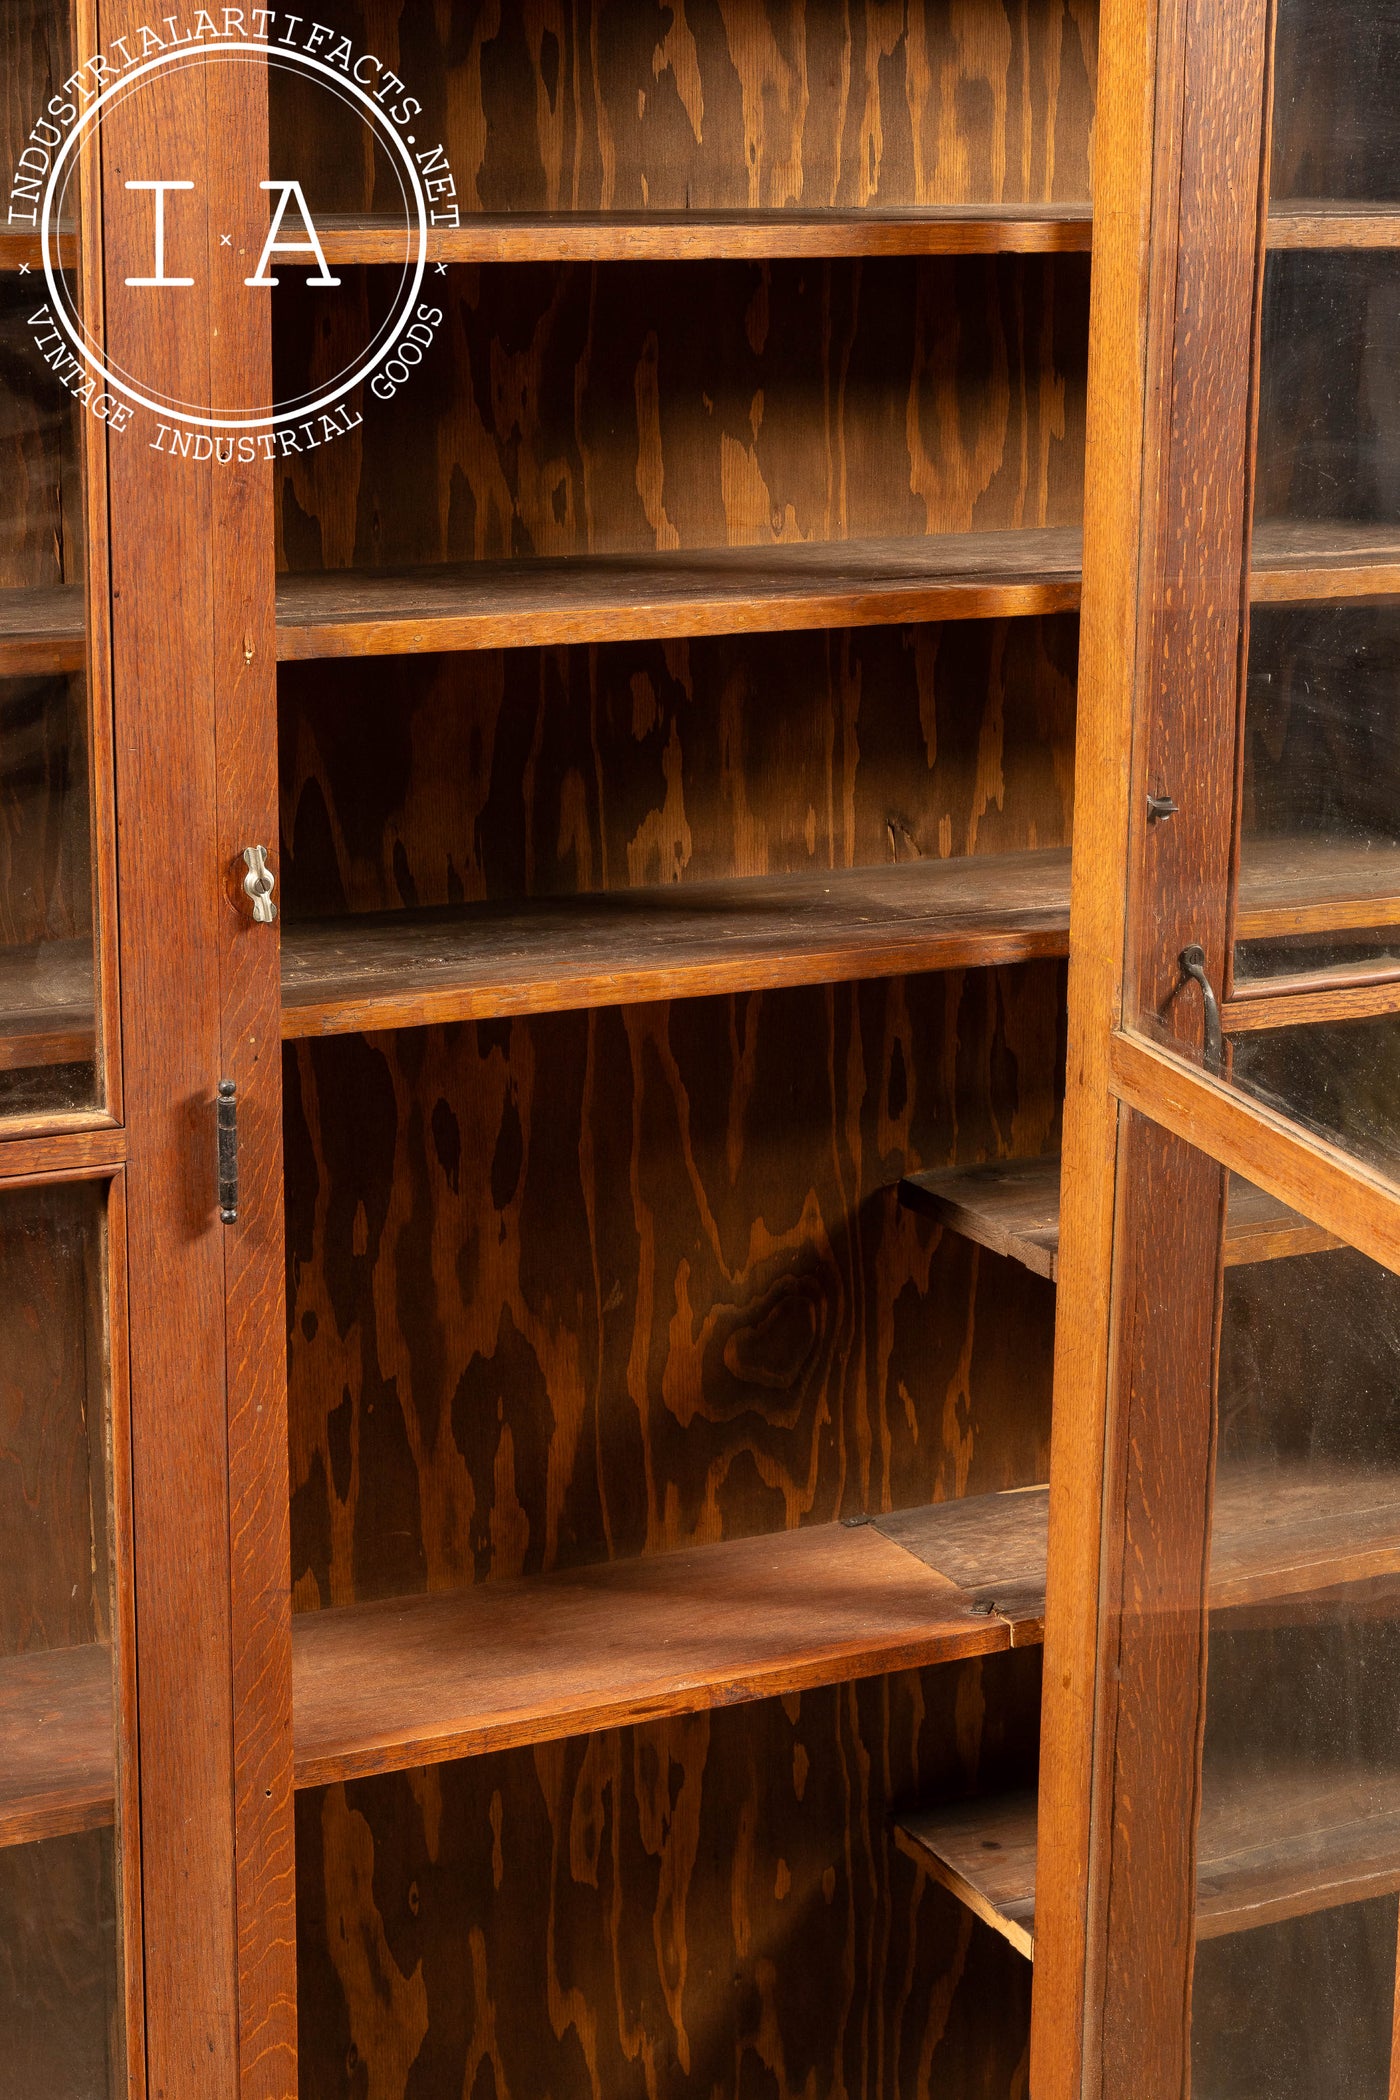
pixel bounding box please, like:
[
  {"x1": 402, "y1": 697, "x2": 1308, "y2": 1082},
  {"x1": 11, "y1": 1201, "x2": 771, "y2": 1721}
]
[
  {"x1": 0, "y1": 1, "x2": 102, "y2": 1119},
  {"x1": 1236, "y1": 603, "x2": 1400, "y2": 989},
  {"x1": 1228, "y1": 1013, "x2": 1400, "y2": 1183},
  {"x1": 1191, "y1": 1205, "x2": 1400, "y2": 2097},
  {"x1": 0, "y1": 1179, "x2": 128, "y2": 2096},
  {"x1": 1272, "y1": 0, "x2": 1400, "y2": 204},
  {"x1": 1240, "y1": 242, "x2": 1400, "y2": 992}
]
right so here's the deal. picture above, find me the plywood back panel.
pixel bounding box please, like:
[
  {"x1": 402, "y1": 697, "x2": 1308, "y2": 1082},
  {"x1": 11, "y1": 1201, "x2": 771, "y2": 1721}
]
[
  {"x1": 285, "y1": 964, "x2": 1062, "y2": 1611},
  {"x1": 278, "y1": 615, "x2": 1078, "y2": 916},
  {"x1": 295, "y1": 1652, "x2": 1042, "y2": 2100},
  {"x1": 271, "y1": 0, "x2": 1097, "y2": 217},
  {"x1": 274, "y1": 256, "x2": 1090, "y2": 570}
]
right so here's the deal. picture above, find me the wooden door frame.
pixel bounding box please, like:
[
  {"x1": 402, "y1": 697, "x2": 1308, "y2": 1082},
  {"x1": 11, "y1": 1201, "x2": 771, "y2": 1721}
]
[
  {"x1": 1036, "y1": 0, "x2": 1400, "y2": 2090},
  {"x1": 89, "y1": 11, "x2": 297, "y2": 2097}
]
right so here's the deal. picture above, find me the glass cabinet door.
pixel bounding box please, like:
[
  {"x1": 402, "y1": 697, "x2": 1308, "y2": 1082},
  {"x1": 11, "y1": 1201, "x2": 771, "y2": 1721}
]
[
  {"x1": 0, "y1": 1170, "x2": 139, "y2": 2098},
  {"x1": 1035, "y1": 0, "x2": 1400, "y2": 2093},
  {"x1": 1, "y1": 0, "x2": 116, "y2": 1125}
]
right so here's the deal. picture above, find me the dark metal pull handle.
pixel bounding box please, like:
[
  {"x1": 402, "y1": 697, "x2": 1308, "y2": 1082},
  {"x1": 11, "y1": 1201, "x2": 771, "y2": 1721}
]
[
  {"x1": 217, "y1": 1080, "x2": 238, "y2": 1223},
  {"x1": 1179, "y1": 946, "x2": 1223, "y2": 1076}
]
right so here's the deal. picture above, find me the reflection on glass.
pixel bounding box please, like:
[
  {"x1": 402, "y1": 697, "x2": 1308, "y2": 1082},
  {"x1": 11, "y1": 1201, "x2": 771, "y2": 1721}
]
[
  {"x1": 1230, "y1": 1015, "x2": 1400, "y2": 1183},
  {"x1": 1272, "y1": 0, "x2": 1400, "y2": 204},
  {"x1": 1235, "y1": 605, "x2": 1400, "y2": 986},
  {"x1": 1192, "y1": 1229, "x2": 1400, "y2": 2097},
  {"x1": 0, "y1": 1181, "x2": 127, "y2": 2093},
  {"x1": 1256, "y1": 252, "x2": 1400, "y2": 530},
  {"x1": 1, "y1": 248, "x2": 98, "y2": 1117}
]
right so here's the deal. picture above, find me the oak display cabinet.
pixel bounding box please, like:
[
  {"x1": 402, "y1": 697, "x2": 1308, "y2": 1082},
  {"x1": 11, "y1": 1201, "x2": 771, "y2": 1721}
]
[{"x1": 4, "y1": 0, "x2": 1400, "y2": 2096}]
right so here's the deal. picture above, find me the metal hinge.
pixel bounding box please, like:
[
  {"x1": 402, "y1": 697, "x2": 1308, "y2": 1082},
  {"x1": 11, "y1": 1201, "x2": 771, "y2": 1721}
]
[{"x1": 217, "y1": 1080, "x2": 238, "y2": 1223}]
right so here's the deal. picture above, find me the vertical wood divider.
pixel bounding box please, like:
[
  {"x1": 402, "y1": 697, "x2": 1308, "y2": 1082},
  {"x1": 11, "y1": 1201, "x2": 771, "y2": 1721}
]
[
  {"x1": 210, "y1": 46, "x2": 297, "y2": 2100},
  {"x1": 1033, "y1": 0, "x2": 1274, "y2": 2089},
  {"x1": 98, "y1": 13, "x2": 295, "y2": 2096}
]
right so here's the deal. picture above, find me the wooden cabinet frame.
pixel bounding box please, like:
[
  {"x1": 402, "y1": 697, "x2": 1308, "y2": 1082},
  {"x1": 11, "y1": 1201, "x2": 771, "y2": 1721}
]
[
  {"x1": 1035, "y1": 0, "x2": 1400, "y2": 2091},
  {"x1": 11, "y1": 0, "x2": 1400, "y2": 2093}
]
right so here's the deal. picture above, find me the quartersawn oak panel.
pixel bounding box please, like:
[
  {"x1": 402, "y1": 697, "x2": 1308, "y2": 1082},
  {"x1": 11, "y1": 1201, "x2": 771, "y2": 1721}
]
[
  {"x1": 295, "y1": 1656, "x2": 1042, "y2": 2100},
  {"x1": 273, "y1": 0, "x2": 1097, "y2": 217},
  {"x1": 273, "y1": 255, "x2": 1090, "y2": 573},
  {"x1": 278, "y1": 617, "x2": 1079, "y2": 912},
  {"x1": 284, "y1": 965, "x2": 1065, "y2": 1611}
]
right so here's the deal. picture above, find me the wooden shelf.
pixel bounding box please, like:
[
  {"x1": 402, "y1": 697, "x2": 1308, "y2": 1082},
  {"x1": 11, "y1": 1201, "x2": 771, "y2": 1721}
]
[
  {"x1": 879, "y1": 1460, "x2": 1400, "y2": 1641},
  {"x1": 1268, "y1": 203, "x2": 1400, "y2": 250},
  {"x1": 291, "y1": 1459, "x2": 1400, "y2": 1787},
  {"x1": 1251, "y1": 521, "x2": 1400, "y2": 603},
  {"x1": 0, "y1": 938, "x2": 97, "y2": 1071},
  {"x1": 897, "y1": 1760, "x2": 1400, "y2": 1959},
  {"x1": 0, "y1": 586, "x2": 86, "y2": 676},
  {"x1": 263, "y1": 518, "x2": 1400, "y2": 660},
  {"x1": 279, "y1": 851, "x2": 1072, "y2": 1037},
  {"x1": 279, "y1": 834, "x2": 1400, "y2": 1040},
  {"x1": 898, "y1": 1156, "x2": 1340, "y2": 1280},
  {"x1": 290, "y1": 1512, "x2": 1024, "y2": 1789},
  {"x1": 313, "y1": 206, "x2": 1094, "y2": 267},
  {"x1": 274, "y1": 529, "x2": 1085, "y2": 661},
  {"x1": 0, "y1": 228, "x2": 77, "y2": 273},
  {"x1": 0, "y1": 1645, "x2": 114, "y2": 1849},
  {"x1": 1238, "y1": 837, "x2": 1400, "y2": 938}
]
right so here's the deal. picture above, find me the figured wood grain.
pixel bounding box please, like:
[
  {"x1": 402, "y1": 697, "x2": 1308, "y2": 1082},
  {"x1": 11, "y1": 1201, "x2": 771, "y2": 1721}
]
[
  {"x1": 291, "y1": 1519, "x2": 1011, "y2": 1788},
  {"x1": 275, "y1": 530, "x2": 1085, "y2": 660},
  {"x1": 0, "y1": 1645, "x2": 113, "y2": 1847},
  {"x1": 897, "y1": 1156, "x2": 1339, "y2": 1278},
  {"x1": 899, "y1": 1761, "x2": 1400, "y2": 1956},
  {"x1": 295, "y1": 1662, "x2": 1042, "y2": 2100},
  {"x1": 316, "y1": 206, "x2": 1094, "y2": 265},
  {"x1": 273, "y1": 0, "x2": 1098, "y2": 216},
  {"x1": 285, "y1": 971, "x2": 1063, "y2": 1610},
  {"x1": 280, "y1": 853, "x2": 1073, "y2": 1035},
  {"x1": 279, "y1": 614, "x2": 1079, "y2": 915},
  {"x1": 274, "y1": 255, "x2": 1089, "y2": 577}
]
